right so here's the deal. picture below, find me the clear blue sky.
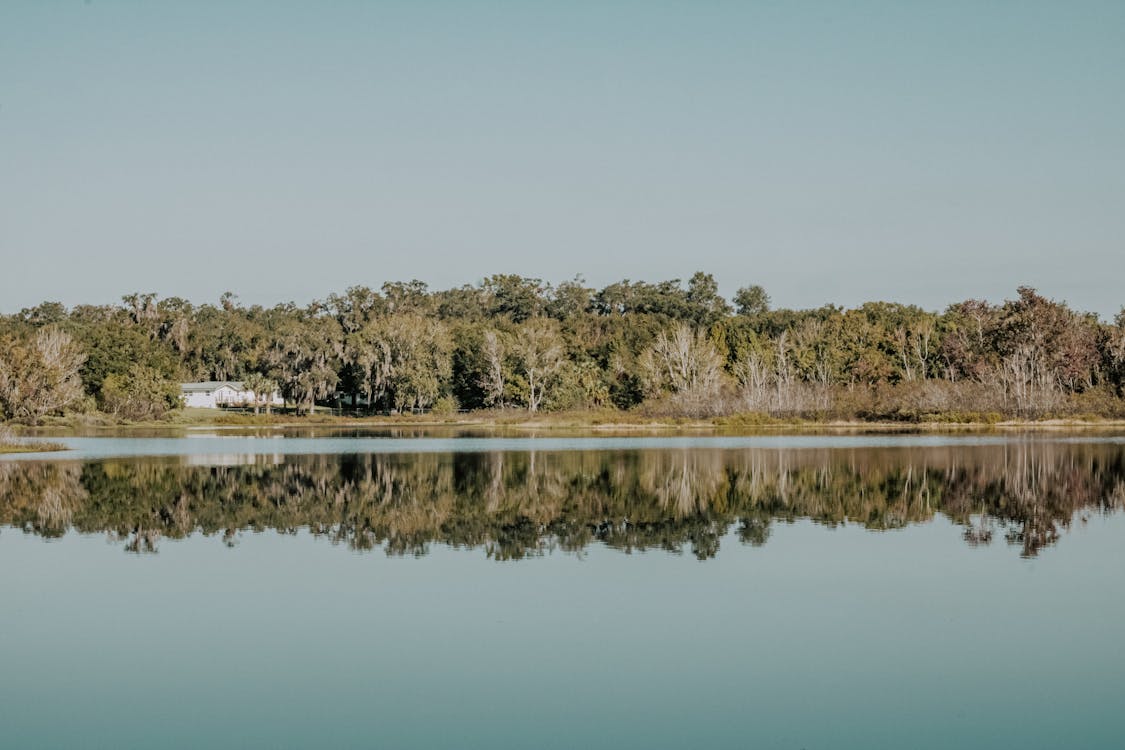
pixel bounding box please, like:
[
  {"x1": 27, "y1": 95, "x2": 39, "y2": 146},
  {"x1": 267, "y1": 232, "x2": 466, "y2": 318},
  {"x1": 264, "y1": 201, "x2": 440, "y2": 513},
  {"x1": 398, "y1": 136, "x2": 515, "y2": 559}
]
[{"x1": 2, "y1": 1, "x2": 1122, "y2": 317}]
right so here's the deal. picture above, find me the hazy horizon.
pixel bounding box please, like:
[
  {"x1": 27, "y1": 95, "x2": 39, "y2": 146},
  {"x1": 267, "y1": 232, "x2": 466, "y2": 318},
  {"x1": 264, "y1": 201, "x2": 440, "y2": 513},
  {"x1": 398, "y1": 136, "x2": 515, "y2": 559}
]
[{"x1": 2, "y1": 1, "x2": 1123, "y2": 317}]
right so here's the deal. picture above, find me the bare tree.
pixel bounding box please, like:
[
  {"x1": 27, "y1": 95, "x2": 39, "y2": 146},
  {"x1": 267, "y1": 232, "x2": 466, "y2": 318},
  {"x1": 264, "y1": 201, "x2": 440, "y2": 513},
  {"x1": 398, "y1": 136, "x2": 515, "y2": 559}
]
[
  {"x1": 641, "y1": 324, "x2": 724, "y2": 398},
  {"x1": 774, "y1": 331, "x2": 795, "y2": 411},
  {"x1": 513, "y1": 319, "x2": 566, "y2": 412},
  {"x1": 789, "y1": 320, "x2": 834, "y2": 410},
  {"x1": 734, "y1": 348, "x2": 772, "y2": 410},
  {"x1": 478, "y1": 330, "x2": 507, "y2": 407},
  {"x1": 1000, "y1": 344, "x2": 1060, "y2": 416},
  {"x1": 914, "y1": 317, "x2": 935, "y2": 380}
]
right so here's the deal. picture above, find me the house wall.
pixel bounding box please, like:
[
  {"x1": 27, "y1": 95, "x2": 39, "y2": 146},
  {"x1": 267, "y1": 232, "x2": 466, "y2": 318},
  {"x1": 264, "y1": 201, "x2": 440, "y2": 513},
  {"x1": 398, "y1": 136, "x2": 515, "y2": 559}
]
[
  {"x1": 224, "y1": 388, "x2": 284, "y2": 406},
  {"x1": 182, "y1": 386, "x2": 285, "y2": 409},
  {"x1": 183, "y1": 391, "x2": 219, "y2": 408},
  {"x1": 212, "y1": 386, "x2": 240, "y2": 405}
]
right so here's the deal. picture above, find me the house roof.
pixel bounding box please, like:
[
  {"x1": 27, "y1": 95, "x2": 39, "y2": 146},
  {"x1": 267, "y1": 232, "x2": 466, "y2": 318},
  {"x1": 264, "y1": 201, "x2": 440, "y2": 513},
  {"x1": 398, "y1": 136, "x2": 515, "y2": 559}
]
[{"x1": 181, "y1": 381, "x2": 245, "y2": 392}]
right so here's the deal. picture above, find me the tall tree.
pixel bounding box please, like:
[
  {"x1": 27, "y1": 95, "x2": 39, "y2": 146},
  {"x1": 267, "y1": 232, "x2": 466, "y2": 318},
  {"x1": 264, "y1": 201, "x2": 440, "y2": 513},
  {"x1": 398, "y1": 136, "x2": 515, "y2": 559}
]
[
  {"x1": 266, "y1": 311, "x2": 341, "y2": 414},
  {"x1": 512, "y1": 319, "x2": 565, "y2": 412},
  {"x1": 733, "y1": 285, "x2": 771, "y2": 316}
]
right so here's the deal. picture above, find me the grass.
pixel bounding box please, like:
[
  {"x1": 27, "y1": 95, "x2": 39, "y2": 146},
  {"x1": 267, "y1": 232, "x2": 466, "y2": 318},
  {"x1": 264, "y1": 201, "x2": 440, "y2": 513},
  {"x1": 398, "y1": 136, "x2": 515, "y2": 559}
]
[
  {"x1": 14, "y1": 407, "x2": 1125, "y2": 437},
  {"x1": 0, "y1": 440, "x2": 68, "y2": 454},
  {"x1": 0, "y1": 423, "x2": 69, "y2": 453}
]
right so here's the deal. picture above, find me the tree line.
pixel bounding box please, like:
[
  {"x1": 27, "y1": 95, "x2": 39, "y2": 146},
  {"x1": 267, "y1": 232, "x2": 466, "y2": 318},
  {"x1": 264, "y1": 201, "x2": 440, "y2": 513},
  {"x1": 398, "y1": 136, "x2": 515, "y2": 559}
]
[
  {"x1": 3, "y1": 442, "x2": 1122, "y2": 558},
  {"x1": 2, "y1": 273, "x2": 1125, "y2": 422}
]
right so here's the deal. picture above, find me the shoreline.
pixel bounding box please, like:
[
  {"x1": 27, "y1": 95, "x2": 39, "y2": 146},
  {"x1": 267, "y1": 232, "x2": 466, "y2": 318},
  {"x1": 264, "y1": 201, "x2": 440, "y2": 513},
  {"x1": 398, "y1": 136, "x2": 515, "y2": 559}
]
[
  {"x1": 9, "y1": 413, "x2": 1125, "y2": 437},
  {"x1": 0, "y1": 442, "x2": 69, "y2": 454}
]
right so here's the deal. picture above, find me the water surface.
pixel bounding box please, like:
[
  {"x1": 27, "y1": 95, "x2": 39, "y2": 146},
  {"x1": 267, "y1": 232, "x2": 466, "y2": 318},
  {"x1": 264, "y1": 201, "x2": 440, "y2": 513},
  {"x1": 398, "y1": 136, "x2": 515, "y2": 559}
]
[{"x1": 2, "y1": 435, "x2": 1123, "y2": 748}]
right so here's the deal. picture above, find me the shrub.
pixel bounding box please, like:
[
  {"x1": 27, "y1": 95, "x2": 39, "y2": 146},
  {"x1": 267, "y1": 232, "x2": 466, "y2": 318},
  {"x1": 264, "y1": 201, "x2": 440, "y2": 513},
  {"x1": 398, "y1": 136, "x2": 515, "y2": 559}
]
[
  {"x1": 431, "y1": 395, "x2": 460, "y2": 416},
  {"x1": 100, "y1": 365, "x2": 181, "y2": 420}
]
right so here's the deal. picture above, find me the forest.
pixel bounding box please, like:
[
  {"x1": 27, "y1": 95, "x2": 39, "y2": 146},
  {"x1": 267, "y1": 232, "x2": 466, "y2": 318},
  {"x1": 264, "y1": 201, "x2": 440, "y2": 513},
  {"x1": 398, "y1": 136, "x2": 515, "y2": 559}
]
[{"x1": 2, "y1": 273, "x2": 1125, "y2": 423}]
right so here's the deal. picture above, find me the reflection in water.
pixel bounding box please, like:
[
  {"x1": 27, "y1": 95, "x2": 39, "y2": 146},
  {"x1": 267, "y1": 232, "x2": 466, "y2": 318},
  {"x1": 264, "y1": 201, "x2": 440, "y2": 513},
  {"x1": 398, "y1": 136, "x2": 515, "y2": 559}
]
[{"x1": 2, "y1": 442, "x2": 1124, "y2": 559}]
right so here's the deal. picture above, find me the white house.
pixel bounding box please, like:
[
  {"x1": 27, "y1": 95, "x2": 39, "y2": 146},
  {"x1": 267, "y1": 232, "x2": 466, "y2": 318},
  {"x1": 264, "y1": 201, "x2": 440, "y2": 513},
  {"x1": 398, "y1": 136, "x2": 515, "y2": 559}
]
[{"x1": 180, "y1": 381, "x2": 284, "y2": 409}]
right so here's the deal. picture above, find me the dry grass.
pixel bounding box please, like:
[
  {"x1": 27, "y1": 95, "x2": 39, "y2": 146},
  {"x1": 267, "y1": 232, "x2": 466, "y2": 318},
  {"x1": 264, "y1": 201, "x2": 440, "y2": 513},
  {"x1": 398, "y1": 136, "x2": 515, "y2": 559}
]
[
  {"x1": 0, "y1": 442, "x2": 68, "y2": 454},
  {"x1": 12, "y1": 404, "x2": 1125, "y2": 438},
  {"x1": 0, "y1": 424, "x2": 68, "y2": 453}
]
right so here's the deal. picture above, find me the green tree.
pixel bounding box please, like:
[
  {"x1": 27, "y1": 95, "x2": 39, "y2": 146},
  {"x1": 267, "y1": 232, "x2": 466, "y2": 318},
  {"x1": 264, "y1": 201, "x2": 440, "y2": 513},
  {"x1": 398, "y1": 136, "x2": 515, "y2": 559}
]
[
  {"x1": 482, "y1": 274, "x2": 547, "y2": 322},
  {"x1": 100, "y1": 364, "x2": 181, "y2": 420},
  {"x1": 242, "y1": 373, "x2": 279, "y2": 415},
  {"x1": 686, "y1": 271, "x2": 731, "y2": 326},
  {"x1": 266, "y1": 310, "x2": 341, "y2": 414},
  {"x1": 733, "y1": 285, "x2": 770, "y2": 316}
]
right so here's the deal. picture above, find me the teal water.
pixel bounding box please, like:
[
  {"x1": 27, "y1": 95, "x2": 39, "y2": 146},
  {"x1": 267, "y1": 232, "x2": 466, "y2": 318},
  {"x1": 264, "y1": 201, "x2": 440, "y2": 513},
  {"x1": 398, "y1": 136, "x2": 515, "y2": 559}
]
[
  {"x1": 9, "y1": 431, "x2": 1125, "y2": 461},
  {"x1": 2, "y1": 437, "x2": 1124, "y2": 748}
]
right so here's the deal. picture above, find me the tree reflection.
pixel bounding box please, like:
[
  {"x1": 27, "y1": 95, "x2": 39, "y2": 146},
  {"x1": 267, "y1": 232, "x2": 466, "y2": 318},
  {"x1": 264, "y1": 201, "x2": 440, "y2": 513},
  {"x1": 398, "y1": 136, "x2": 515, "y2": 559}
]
[{"x1": 1, "y1": 442, "x2": 1123, "y2": 559}]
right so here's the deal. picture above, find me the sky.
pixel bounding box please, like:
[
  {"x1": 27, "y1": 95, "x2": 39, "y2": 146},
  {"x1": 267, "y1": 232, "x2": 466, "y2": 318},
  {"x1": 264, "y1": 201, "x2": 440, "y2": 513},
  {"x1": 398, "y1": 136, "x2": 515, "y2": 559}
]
[{"x1": 1, "y1": 1, "x2": 1123, "y2": 317}]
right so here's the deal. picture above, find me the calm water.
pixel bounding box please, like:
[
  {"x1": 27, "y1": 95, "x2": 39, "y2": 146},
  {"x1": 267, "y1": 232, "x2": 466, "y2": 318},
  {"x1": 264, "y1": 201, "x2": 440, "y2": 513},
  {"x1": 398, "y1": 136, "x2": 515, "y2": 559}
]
[{"x1": 2, "y1": 435, "x2": 1124, "y2": 749}]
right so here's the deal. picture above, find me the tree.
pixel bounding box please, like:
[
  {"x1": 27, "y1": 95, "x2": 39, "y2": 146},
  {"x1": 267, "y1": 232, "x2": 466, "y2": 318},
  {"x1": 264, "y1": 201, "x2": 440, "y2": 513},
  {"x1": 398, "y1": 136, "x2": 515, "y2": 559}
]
[
  {"x1": 512, "y1": 319, "x2": 566, "y2": 411},
  {"x1": 266, "y1": 311, "x2": 341, "y2": 414},
  {"x1": 382, "y1": 315, "x2": 452, "y2": 411},
  {"x1": 329, "y1": 286, "x2": 386, "y2": 334},
  {"x1": 242, "y1": 373, "x2": 279, "y2": 415},
  {"x1": 546, "y1": 276, "x2": 593, "y2": 320},
  {"x1": 17, "y1": 301, "x2": 67, "y2": 326},
  {"x1": 640, "y1": 324, "x2": 724, "y2": 398},
  {"x1": 733, "y1": 343, "x2": 773, "y2": 411},
  {"x1": 1106, "y1": 309, "x2": 1125, "y2": 393},
  {"x1": 0, "y1": 327, "x2": 86, "y2": 423},
  {"x1": 478, "y1": 330, "x2": 508, "y2": 408},
  {"x1": 121, "y1": 292, "x2": 160, "y2": 337},
  {"x1": 733, "y1": 285, "x2": 771, "y2": 316},
  {"x1": 686, "y1": 271, "x2": 732, "y2": 325},
  {"x1": 992, "y1": 287, "x2": 1099, "y2": 413},
  {"x1": 100, "y1": 364, "x2": 180, "y2": 420},
  {"x1": 381, "y1": 280, "x2": 431, "y2": 315},
  {"x1": 435, "y1": 285, "x2": 489, "y2": 321},
  {"x1": 939, "y1": 299, "x2": 999, "y2": 382},
  {"x1": 482, "y1": 274, "x2": 547, "y2": 322},
  {"x1": 349, "y1": 314, "x2": 452, "y2": 412}
]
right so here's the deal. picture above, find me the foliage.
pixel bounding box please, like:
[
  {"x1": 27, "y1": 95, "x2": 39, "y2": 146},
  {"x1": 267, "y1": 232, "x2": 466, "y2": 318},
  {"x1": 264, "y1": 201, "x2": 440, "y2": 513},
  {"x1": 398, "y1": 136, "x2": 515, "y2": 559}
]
[
  {"x1": 0, "y1": 327, "x2": 86, "y2": 423},
  {"x1": 242, "y1": 373, "x2": 279, "y2": 414},
  {"x1": 431, "y1": 395, "x2": 460, "y2": 415},
  {"x1": 100, "y1": 364, "x2": 181, "y2": 420},
  {"x1": 3, "y1": 277, "x2": 1124, "y2": 422}
]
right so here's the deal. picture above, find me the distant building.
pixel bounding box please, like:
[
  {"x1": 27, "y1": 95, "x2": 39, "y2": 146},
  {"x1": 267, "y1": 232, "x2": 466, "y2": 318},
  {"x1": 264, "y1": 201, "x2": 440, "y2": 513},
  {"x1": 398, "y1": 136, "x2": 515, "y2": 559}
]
[{"x1": 180, "y1": 381, "x2": 284, "y2": 409}]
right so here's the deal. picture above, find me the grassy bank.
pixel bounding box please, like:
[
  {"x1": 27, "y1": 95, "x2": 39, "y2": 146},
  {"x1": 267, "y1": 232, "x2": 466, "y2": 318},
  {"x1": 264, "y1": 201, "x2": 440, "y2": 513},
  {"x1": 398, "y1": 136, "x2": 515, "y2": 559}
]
[
  {"x1": 14, "y1": 407, "x2": 1125, "y2": 435},
  {"x1": 0, "y1": 441, "x2": 68, "y2": 454},
  {"x1": 0, "y1": 424, "x2": 68, "y2": 452}
]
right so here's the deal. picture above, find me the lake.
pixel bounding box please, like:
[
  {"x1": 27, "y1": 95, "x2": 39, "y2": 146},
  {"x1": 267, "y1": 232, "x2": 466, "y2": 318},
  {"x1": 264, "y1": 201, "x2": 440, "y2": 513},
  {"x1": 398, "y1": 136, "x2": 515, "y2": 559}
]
[{"x1": 2, "y1": 433, "x2": 1124, "y2": 749}]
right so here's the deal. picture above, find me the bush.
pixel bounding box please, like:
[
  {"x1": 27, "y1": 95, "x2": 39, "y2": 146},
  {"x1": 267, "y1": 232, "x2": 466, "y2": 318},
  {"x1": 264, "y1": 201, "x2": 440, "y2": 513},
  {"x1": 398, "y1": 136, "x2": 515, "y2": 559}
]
[
  {"x1": 100, "y1": 365, "x2": 181, "y2": 420},
  {"x1": 431, "y1": 395, "x2": 460, "y2": 416},
  {"x1": 65, "y1": 394, "x2": 98, "y2": 415}
]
